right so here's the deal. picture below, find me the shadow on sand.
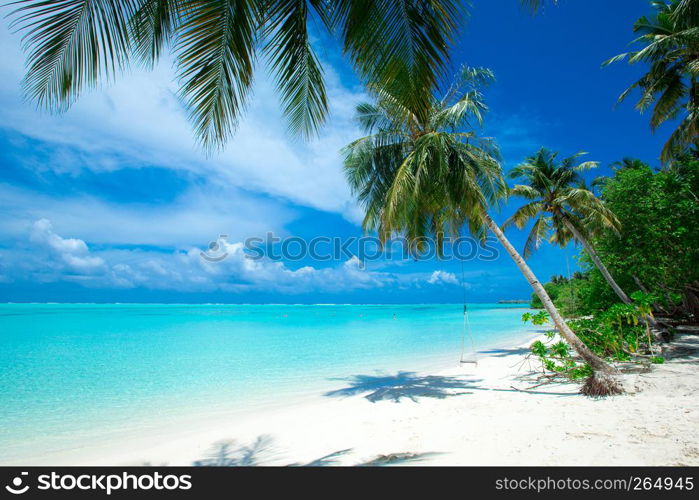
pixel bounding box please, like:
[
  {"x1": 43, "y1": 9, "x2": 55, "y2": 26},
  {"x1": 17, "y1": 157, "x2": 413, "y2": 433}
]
[
  {"x1": 477, "y1": 347, "x2": 532, "y2": 358},
  {"x1": 192, "y1": 436, "x2": 436, "y2": 466},
  {"x1": 324, "y1": 371, "x2": 483, "y2": 403},
  {"x1": 193, "y1": 436, "x2": 277, "y2": 466},
  {"x1": 662, "y1": 335, "x2": 699, "y2": 363}
]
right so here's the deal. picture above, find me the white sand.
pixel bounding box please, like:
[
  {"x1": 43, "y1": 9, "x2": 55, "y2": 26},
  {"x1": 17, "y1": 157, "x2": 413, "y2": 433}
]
[{"x1": 20, "y1": 334, "x2": 699, "y2": 466}]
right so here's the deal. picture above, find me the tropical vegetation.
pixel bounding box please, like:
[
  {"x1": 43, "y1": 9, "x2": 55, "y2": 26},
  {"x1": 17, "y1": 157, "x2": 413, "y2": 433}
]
[
  {"x1": 504, "y1": 148, "x2": 633, "y2": 305},
  {"x1": 527, "y1": 154, "x2": 698, "y2": 386},
  {"x1": 561, "y1": 155, "x2": 698, "y2": 317}
]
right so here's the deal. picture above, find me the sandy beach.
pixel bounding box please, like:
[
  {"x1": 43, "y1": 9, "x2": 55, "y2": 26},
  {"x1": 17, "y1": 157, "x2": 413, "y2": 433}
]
[{"x1": 24, "y1": 333, "x2": 699, "y2": 467}]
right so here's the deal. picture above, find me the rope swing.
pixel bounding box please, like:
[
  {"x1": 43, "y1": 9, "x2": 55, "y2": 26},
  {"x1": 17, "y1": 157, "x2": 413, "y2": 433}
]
[{"x1": 458, "y1": 257, "x2": 478, "y2": 366}]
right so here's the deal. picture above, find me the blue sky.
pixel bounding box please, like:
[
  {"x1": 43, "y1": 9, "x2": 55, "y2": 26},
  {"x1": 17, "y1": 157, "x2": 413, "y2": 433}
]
[{"x1": 0, "y1": 1, "x2": 668, "y2": 303}]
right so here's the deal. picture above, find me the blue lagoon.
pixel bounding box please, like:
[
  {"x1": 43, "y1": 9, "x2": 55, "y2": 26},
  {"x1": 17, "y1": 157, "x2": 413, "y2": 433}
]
[{"x1": 0, "y1": 303, "x2": 537, "y2": 463}]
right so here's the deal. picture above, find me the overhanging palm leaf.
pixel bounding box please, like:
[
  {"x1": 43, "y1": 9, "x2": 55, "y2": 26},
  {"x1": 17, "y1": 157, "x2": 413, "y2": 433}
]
[
  {"x1": 262, "y1": 0, "x2": 327, "y2": 138},
  {"x1": 606, "y1": 0, "x2": 699, "y2": 162},
  {"x1": 7, "y1": 0, "x2": 465, "y2": 148},
  {"x1": 10, "y1": 0, "x2": 138, "y2": 111},
  {"x1": 131, "y1": 0, "x2": 181, "y2": 64},
  {"x1": 332, "y1": 0, "x2": 460, "y2": 124},
  {"x1": 174, "y1": 0, "x2": 257, "y2": 148}
]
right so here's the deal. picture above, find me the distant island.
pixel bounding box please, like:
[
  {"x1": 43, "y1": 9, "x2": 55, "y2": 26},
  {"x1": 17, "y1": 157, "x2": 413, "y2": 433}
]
[{"x1": 498, "y1": 300, "x2": 529, "y2": 304}]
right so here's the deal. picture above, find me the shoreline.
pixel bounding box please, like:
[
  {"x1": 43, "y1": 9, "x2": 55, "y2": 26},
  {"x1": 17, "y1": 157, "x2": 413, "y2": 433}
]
[
  {"x1": 7, "y1": 332, "x2": 699, "y2": 466},
  {"x1": 2, "y1": 330, "x2": 542, "y2": 466}
]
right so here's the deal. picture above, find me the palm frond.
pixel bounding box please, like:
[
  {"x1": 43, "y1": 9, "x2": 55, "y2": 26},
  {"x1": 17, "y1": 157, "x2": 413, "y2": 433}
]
[
  {"x1": 440, "y1": 64, "x2": 494, "y2": 104},
  {"x1": 10, "y1": 0, "x2": 139, "y2": 110},
  {"x1": 174, "y1": 0, "x2": 258, "y2": 149},
  {"x1": 262, "y1": 0, "x2": 328, "y2": 138},
  {"x1": 131, "y1": 0, "x2": 181, "y2": 65},
  {"x1": 574, "y1": 160, "x2": 599, "y2": 171},
  {"x1": 522, "y1": 215, "x2": 549, "y2": 259},
  {"x1": 432, "y1": 90, "x2": 487, "y2": 130},
  {"x1": 607, "y1": 0, "x2": 699, "y2": 162},
  {"x1": 558, "y1": 188, "x2": 621, "y2": 234},
  {"x1": 661, "y1": 109, "x2": 699, "y2": 162},
  {"x1": 502, "y1": 201, "x2": 544, "y2": 230},
  {"x1": 333, "y1": 0, "x2": 463, "y2": 123},
  {"x1": 507, "y1": 184, "x2": 540, "y2": 200}
]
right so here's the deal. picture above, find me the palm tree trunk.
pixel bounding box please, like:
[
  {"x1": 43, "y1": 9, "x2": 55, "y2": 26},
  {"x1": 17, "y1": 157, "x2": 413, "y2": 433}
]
[
  {"x1": 559, "y1": 216, "x2": 631, "y2": 304},
  {"x1": 560, "y1": 215, "x2": 665, "y2": 340},
  {"x1": 482, "y1": 213, "x2": 614, "y2": 375}
]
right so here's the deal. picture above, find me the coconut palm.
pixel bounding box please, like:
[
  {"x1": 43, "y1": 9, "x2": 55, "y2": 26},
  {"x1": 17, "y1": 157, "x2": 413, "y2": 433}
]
[
  {"x1": 343, "y1": 66, "x2": 619, "y2": 393},
  {"x1": 504, "y1": 148, "x2": 633, "y2": 305},
  {"x1": 6, "y1": 0, "x2": 463, "y2": 148},
  {"x1": 605, "y1": 0, "x2": 699, "y2": 162},
  {"x1": 506, "y1": 150, "x2": 669, "y2": 340}
]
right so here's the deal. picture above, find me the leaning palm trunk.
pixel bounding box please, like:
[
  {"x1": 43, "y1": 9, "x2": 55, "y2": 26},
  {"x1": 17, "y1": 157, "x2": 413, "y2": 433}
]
[
  {"x1": 559, "y1": 216, "x2": 631, "y2": 304},
  {"x1": 560, "y1": 215, "x2": 665, "y2": 339},
  {"x1": 482, "y1": 214, "x2": 621, "y2": 394}
]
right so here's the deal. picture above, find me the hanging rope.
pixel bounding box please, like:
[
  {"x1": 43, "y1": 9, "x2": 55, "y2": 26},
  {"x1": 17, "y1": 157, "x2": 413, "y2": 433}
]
[{"x1": 459, "y1": 257, "x2": 477, "y2": 365}]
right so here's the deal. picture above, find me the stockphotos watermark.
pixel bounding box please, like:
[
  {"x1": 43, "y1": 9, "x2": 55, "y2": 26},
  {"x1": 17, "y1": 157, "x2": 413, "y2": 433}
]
[
  {"x1": 4, "y1": 470, "x2": 192, "y2": 496},
  {"x1": 200, "y1": 233, "x2": 500, "y2": 268}
]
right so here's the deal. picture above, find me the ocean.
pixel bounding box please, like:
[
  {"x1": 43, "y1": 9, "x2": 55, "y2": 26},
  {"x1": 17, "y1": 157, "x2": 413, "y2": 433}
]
[{"x1": 0, "y1": 303, "x2": 537, "y2": 463}]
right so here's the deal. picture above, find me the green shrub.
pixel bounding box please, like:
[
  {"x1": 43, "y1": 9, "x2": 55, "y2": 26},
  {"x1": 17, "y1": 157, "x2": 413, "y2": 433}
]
[{"x1": 524, "y1": 294, "x2": 660, "y2": 381}]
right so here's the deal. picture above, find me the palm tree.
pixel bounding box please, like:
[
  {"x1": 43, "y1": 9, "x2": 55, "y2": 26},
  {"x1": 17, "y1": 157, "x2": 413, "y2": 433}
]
[
  {"x1": 7, "y1": 0, "x2": 464, "y2": 148},
  {"x1": 506, "y1": 150, "x2": 669, "y2": 340},
  {"x1": 504, "y1": 148, "x2": 633, "y2": 305},
  {"x1": 342, "y1": 66, "x2": 620, "y2": 394},
  {"x1": 605, "y1": 0, "x2": 699, "y2": 162}
]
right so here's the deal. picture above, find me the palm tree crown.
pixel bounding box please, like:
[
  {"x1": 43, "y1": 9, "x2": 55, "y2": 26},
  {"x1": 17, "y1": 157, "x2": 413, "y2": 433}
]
[
  {"x1": 343, "y1": 71, "x2": 618, "y2": 383},
  {"x1": 605, "y1": 0, "x2": 699, "y2": 162},
  {"x1": 504, "y1": 148, "x2": 620, "y2": 258},
  {"x1": 343, "y1": 65, "x2": 506, "y2": 254},
  {"x1": 7, "y1": 0, "x2": 464, "y2": 149}
]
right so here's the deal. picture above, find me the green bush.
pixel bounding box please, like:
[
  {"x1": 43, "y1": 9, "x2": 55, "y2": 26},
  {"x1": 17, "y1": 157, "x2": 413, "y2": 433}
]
[
  {"x1": 524, "y1": 293, "x2": 660, "y2": 380},
  {"x1": 579, "y1": 159, "x2": 699, "y2": 314},
  {"x1": 529, "y1": 276, "x2": 586, "y2": 317}
]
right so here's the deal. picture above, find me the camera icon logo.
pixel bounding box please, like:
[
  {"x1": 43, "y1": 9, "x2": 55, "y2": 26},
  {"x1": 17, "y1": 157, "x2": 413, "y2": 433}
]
[
  {"x1": 5, "y1": 472, "x2": 29, "y2": 495},
  {"x1": 200, "y1": 234, "x2": 229, "y2": 262}
]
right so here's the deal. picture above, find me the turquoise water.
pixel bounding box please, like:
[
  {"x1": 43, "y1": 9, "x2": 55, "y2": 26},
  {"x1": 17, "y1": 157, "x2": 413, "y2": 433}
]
[{"x1": 0, "y1": 303, "x2": 535, "y2": 462}]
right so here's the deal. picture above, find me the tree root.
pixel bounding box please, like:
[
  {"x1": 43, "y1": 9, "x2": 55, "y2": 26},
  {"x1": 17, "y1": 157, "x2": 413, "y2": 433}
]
[{"x1": 580, "y1": 372, "x2": 624, "y2": 398}]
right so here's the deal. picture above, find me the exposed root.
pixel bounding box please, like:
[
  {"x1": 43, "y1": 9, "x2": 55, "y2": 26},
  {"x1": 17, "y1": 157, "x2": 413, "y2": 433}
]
[{"x1": 580, "y1": 372, "x2": 624, "y2": 398}]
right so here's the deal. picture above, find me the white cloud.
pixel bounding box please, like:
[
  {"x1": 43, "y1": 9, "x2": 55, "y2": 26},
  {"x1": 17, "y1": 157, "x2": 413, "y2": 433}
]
[
  {"x1": 0, "y1": 219, "x2": 383, "y2": 293},
  {"x1": 0, "y1": 182, "x2": 293, "y2": 248},
  {"x1": 0, "y1": 25, "x2": 501, "y2": 297},
  {"x1": 0, "y1": 22, "x2": 366, "y2": 223},
  {"x1": 0, "y1": 220, "x2": 467, "y2": 295},
  {"x1": 29, "y1": 219, "x2": 106, "y2": 274},
  {"x1": 427, "y1": 270, "x2": 459, "y2": 285}
]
